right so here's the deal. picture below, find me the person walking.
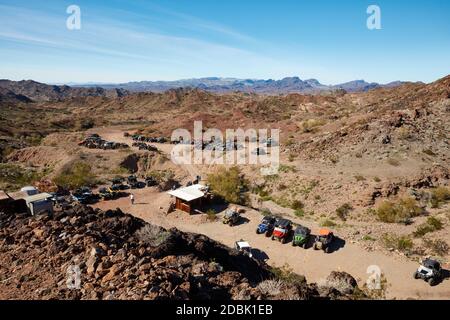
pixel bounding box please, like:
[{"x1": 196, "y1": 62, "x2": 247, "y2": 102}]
[{"x1": 130, "y1": 193, "x2": 135, "y2": 205}]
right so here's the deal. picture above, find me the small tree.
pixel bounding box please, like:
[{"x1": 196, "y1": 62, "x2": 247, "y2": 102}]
[
  {"x1": 207, "y1": 166, "x2": 248, "y2": 205},
  {"x1": 54, "y1": 161, "x2": 96, "y2": 189}
]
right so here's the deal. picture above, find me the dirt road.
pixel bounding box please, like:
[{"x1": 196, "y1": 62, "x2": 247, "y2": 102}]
[{"x1": 94, "y1": 127, "x2": 450, "y2": 299}]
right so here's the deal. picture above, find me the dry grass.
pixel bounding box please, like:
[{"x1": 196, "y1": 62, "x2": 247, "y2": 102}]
[{"x1": 135, "y1": 224, "x2": 171, "y2": 247}]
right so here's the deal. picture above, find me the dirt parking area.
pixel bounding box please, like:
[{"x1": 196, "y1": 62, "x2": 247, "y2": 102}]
[
  {"x1": 92, "y1": 186, "x2": 450, "y2": 300},
  {"x1": 88, "y1": 127, "x2": 450, "y2": 300}
]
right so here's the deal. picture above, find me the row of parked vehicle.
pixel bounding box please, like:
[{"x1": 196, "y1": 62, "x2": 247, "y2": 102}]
[
  {"x1": 79, "y1": 134, "x2": 129, "y2": 150},
  {"x1": 132, "y1": 142, "x2": 158, "y2": 151},
  {"x1": 256, "y1": 215, "x2": 335, "y2": 252},
  {"x1": 228, "y1": 210, "x2": 445, "y2": 286},
  {"x1": 130, "y1": 134, "x2": 168, "y2": 144},
  {"x1": 69, "y1": 175, "x2": 160, "y2": 203}
]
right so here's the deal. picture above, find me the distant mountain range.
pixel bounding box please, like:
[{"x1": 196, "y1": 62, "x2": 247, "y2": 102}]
[
  {"x1": 73, "y1": 76, "x2": 414, "y2": 94},
  {"x1": 0, "y1": 79, "x2": 128, "y2": 103},
  {"x1": 0, "y1": 77, "x2": 417, "y2": 103}
]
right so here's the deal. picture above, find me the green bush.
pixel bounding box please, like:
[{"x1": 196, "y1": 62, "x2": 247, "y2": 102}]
[
  {"x1": 376, "y1": 197, "x2": 424, "y2": 223},
  {"x1": 54, "y1": 161, "x2": 96, "y2": 189},
  {"x1": 0, "y1": 163, "x2": 43, "y2": 191},
  {"x1": 382, "y1": 233, "x2": 413, "y2": 253},
  {"x1": 336, "y1": 203, "x2": 353, "y2": 221},
  {"x1": 291, "y1": 200, "x2": 304, "y2": 211},
  {"x1": 206, "y1": 209, "x2": 217, "y2": 222},
  {"x1": 413, "y1": 217, "x2": 443, "y2": 237},
  {"x1": 423, "y1": 238, "x2": 449, "y2": 256},
  {"x1": 320, "y1": 219, "x2": 336, "y2": 227},
  {"x1": 294, "y1": 209, "x2": 305, "y2": 217},
  {"x1": 386, "y1": 158, "x2": 400, "y2": 167},
  {"x1": 430, "y1": 187, "x2": 450, "y2": 208},
  {"x1": 270, "y1": 264, "x2": 306, "y2": 287},
  {"x1": 207, "y1": 166, "x2": 248, "y2": 205}
]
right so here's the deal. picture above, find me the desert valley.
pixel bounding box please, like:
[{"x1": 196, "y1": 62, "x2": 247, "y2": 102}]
[{"x1": 0, "y1": 75, "x2": 449, "y2": 300}]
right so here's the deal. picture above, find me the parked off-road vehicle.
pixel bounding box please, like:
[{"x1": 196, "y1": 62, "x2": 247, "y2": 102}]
[
  {"x1": 292, "y1": 225, "x2": 311, "y2": 248},
  {"x1": 234, "y1": 239, "x2": 253, "y2": 258},
  {"x1": 271, "y1": 219, "x2": 293, "y2": 244},
  {"x1": 99, "y1": 187, "x2": 114, "y2": 200},
  {"x1": 313, "y1": 228, "x2": 334, "y2": 253},
  {"x1": 127, "y1": 175, "x2": 139, "y2": 189},
  {"x1": 111, "y1": 178, "x2": 128, "y2": 190},
  {"x1": 256, "y1": 215, "x2": 277, "y2": 237},
  {"x1": 145, "y1": 176, "x2": 158, "y2": 187},
  {"x1": 413, "y1": 258, "x2": 443, "y2": 286},
  {"x1": 108, "y1": 184, "x2": 123, "y2": 197},
  {"x1": 222, "y1": 209, "x2": 240, "y2": 226},
  {"x1": 72, "y1": 187, "x2": 95, "y2": 204}
]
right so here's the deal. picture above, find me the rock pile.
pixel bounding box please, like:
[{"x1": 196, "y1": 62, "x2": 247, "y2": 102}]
[{"x1": 0, "y1": 204, "x2": 361, "y2": 300}]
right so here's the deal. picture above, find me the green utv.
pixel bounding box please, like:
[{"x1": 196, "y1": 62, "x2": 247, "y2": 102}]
[{"x1": 292, "y1": 225, "x2": 311, "y2": 248}]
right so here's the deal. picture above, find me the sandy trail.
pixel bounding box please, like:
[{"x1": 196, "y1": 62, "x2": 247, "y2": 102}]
[{"x1": 93, "y1": 127, "x2": 450, "y2": 300}]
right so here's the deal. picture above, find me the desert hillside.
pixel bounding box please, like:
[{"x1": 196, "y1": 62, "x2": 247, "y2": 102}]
[{"x1": 0, "y1": 75, "x2": 449, "y2": 299}]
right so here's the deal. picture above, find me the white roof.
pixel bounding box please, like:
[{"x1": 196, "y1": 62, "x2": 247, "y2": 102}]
[
  {"x1": 167, "y1": 184, "x2": 206, "y2": 202},
  {"x1": 21, "y1": 186, "x2": 37, "y2": 192},
  {"x1": 24, "y1": 193, "x2": 53, "y2": 204},
  {"x1": 236, "y1": 241, "x2": 250, "y2": 248}
]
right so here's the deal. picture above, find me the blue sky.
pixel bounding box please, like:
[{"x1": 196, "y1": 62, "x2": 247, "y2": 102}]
[{"x1": 0, "y1": 0, "x2": 448, "y2": 84}]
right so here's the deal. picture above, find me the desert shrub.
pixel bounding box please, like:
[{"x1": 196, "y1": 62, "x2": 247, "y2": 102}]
[
  {"x1": 260, "y1": 208, "x2": 272, "y2": 216},
  {"x1": 76, "y1": 118, "x2": 95, "y2": 130},
  {"x1": 354, "y1": 175, "x2": 365, "y2": 182},
  {"x1": 429, "y1": 186, "x2": 450, "y2": 208},
  {"x1": 54, "y1": 161, "x2": 96, "y2": 189},
  {"x1": 362, "y1": 235, "x2": 376, "y2": 241},
  {"x1": 413, "y1": 217, "x2": 443, "y2": 237},
  {"x1": 386, "y1": 158, "x2": 400, "y2": 167},
  {"x1": 373, "y1": 176, "x2": 381, "y2": 182},
  {"x1": 146, "y1": 170, "x2": 175, "y2": 183},
  {"x1": 279, "y1": 164, "x2": 296, "y2": 173},
  {"x1": 206, "y1": 209, "x2": 217, "y2": 222},
  {"x1": 397, "y1": 127, "x2": 412, "y2": 140},
  {"x1": 328, "y1": 155, "x2": 339, "y2": 164},
  {"x1": 256, "y1": 279, "x2": 284, "y2": 296},
  {"x1": 422, "y1": 149, "x2": 437, "y2": 157},
  {"x1": 288, "y1": 153, "x2": 296, "y2": 162},
  {"x1": 207, "y1": 166, "x2": 248, "y2": 205},
  {"x1": 382, "y1": 233, "x2": 413, "y2": 253},
  {"x1": 23, "y1": 134, "x2": 43, "y2": 146},
  {"x1": 291, "y1": 200, "x2": 304, "y2": 211},
  {"x1": 423, "y1": 238, "x2": 449, "y2": 256},
  {"x1": 376, "y1": 197, "x2": 424, "y2": 223},
  {"x1": 270, "y1": 264, "x2": 306, "y2": 287},
  {"x1": 320, "y1": 219, "x2": 336, "y2": 227},
  {"x1": 135, "y1": 224, "x2": 170, "y2": 247},
  {"x1": 301, "y1": 119, "x2": 326, "y2": 133},
  {"x1": 294, "y1": 209, "x2": 305, "y2": 217},
  {"x1": 0, "y1": 163, "x2": 43, "y2": 191},
  {"x1": 336, "y1": 203, "x2": 353, "y2": 221}
]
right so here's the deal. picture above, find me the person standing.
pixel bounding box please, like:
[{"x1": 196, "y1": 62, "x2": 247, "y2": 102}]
[{"x1": 130, "y1": 193, "x2": 135, "y2": 205}]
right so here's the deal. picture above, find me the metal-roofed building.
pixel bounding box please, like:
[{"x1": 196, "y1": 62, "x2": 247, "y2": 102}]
[{"x1": 167, "y1": 184, "x2": 208, "y2": 214}]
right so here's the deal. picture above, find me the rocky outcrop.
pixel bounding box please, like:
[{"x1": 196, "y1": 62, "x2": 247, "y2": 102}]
[{"x1": 0, "y1": 204, "x2": 363, "y2": 300}]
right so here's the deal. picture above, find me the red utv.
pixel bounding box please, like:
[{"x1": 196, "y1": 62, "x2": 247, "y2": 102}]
[{"x1": 271, "y1": 219, "x2": 293, "y2": 244}]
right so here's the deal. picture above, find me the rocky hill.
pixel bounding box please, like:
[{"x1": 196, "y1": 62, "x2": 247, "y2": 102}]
[
  {"x1": 0, "y1": 80, "x2": 129, "y2": 102},
  {"x1": 0, "y1": 204, "x2": 360, "y2": 300}
]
